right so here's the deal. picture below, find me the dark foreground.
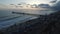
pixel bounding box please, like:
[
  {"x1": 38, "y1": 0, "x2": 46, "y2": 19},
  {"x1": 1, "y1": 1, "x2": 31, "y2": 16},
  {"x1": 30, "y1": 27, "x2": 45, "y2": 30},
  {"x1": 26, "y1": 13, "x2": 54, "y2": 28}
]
[{"x1": 0, "y1": 11, "x2": 60, "y2": 34}]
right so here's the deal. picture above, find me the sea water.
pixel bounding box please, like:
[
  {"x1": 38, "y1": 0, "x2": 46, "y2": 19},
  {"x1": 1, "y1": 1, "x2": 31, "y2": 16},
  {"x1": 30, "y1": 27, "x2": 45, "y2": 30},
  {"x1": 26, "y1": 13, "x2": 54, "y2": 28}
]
[
  {"x1": 0, "y1": 9, "x2": 55, "y2": 29},
  {"x1": 0, "y1": 9, "x2": 56, "y2": 21}
]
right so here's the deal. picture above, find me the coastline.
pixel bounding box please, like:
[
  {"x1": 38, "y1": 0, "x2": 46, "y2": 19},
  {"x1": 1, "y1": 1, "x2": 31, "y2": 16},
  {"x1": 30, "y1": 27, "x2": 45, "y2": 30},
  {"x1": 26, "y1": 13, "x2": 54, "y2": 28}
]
[{"x1": 0, "y1": 11, "x2": 60, "y2": 34}]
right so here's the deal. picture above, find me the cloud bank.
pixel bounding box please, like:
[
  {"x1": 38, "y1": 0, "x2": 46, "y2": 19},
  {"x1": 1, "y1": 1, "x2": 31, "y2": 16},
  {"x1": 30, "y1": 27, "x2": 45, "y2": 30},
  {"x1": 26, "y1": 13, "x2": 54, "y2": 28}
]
[
  {"x1": 0, "y1": 3, "x2": 51, "y2": 10},
  {"x1": 52, "y1": 1, "x2": 60, "y2": 11},
  {"x1": 38, "y1": 4, "x2": 50, "y2": 8},
  {"x1": 50, "y1": 0, "x2": 57, "y2": 3}
]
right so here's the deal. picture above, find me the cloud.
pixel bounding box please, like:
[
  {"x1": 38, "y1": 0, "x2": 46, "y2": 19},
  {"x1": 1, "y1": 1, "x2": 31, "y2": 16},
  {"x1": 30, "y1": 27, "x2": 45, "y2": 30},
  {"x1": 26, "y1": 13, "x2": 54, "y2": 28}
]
[
  {"x1": 31, "y1": 4, "x2": 38, "y2": 8},
  {"x1": 52, "y1": 1, "x2": 60, "y2": 11},
  {"x1": 0, "y1": 4, "x2": 17, "y2": 9},
  {"x1": 38, "y1": 4, "x2": 50, "y2": 8},
  {"x1": 50, "y1": 0, "x2": 57, "y2": 3}
]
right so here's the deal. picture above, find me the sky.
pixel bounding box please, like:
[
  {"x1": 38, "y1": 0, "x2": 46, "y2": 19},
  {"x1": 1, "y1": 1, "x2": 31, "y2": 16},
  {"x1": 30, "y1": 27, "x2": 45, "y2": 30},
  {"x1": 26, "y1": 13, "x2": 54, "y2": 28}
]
[
  {"x1": 0, "y1": 0, "x2": 52, "y2": 5},
  {"x1": 0, "y1": 0, "x2": 59, "y2": 10}
]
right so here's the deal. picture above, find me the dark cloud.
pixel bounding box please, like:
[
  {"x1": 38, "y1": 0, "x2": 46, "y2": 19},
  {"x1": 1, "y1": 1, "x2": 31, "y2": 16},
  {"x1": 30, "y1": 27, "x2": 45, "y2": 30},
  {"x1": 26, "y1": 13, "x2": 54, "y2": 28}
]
[
  {"x1": 9, "y1": 3, "x2": 51, "y2": 8},
  {"x1": 52, "y1": 1, "x2": 60, "y2": 11},
  {"x1": 38, "y1": 4, "x2": 50, "y2": 8},
  {"x1": 50, "y1": 0, "x2": 57, "y2": 3}
]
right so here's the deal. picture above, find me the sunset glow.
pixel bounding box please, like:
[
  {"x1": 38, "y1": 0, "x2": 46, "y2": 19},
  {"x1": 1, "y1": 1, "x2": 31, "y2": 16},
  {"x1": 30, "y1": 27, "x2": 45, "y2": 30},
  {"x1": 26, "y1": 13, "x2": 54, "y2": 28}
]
[
  {"x1": 27, "y1": 1, "x2": 40, "y2": 5},
  {"x1": 0, "y1": 0, "x2": 57, "y2": 9}
]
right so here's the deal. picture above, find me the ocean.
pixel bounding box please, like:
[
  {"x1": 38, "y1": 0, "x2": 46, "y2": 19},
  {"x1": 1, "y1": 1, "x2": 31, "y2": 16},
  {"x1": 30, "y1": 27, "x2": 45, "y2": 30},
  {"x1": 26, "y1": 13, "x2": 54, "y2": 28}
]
[{"x1": 0, "y1": 9, "x2": 55, "y2": 29}]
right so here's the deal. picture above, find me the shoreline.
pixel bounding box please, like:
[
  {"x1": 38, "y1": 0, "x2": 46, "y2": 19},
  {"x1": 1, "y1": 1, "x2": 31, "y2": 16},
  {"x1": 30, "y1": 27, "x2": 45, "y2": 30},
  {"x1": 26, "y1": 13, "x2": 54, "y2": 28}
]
[{"x1": 0, "y1": 11, "x2": 60, "y2": 34}]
